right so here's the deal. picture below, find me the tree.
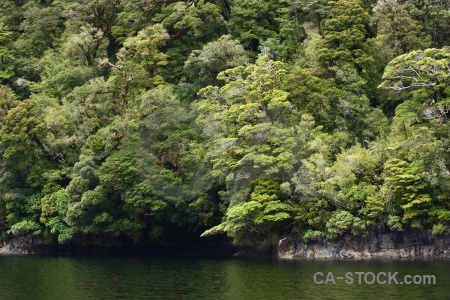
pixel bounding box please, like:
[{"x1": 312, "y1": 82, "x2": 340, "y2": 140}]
[
  {"x1": 14, "y1": 2, "x2": 64, "y2": 59},
  {"x1": 381, "y1": 120, "x2": 446, "y2": 230},
  {"x1": 373, "y1": 0, "x2": 429, "y2": 63},
  {"x1": 0, "y1": 85, "x2": 19, "y2": 232},
  {"x1": 290, "y1": 0, "x2": 330, "y2": 34},
  {"x1": 0, "y1": 85, "x2": 19, "y2": 129},
  {"x1": 404, "y1": 0, "x2": 450, "y2": 47},
  {"x1": 114, "y1": 23, "x2": 170, "y2": 88},
  {"x1": 181, "y1": 34, "x2": 248, "y2": 98},
  {"x1": 0, "y1": 22, "x2": 15, "y2": 80},
  {"x1": 326, "y1": 210, "x2": 366, "y2": 239},
  {"x1": 62, "y1": 0, "x2": 122, "y2": 39},
  {"x1": 158, "y1": 1, "x2": 229, "y2": 83},
  {"x1": 36, "y1": 50, "x2": 97, "y2": 99},
  {"x1": 379, "y1": 48, "x2": 450, "y2": 101},
  {"x1": 318, "y1": 0, "x2": 379, "y2": 124},
  {"x1": 379, "y1": 49, "x2": 450, "y2": 230},
  {"x1": 227, "y1": 0, "x2": 282, "y2": 51},
  {"x1": 0, "y1": 99, "x2": 44, "y2": 234},
  {"x1": 64, "y1": 24, "x2": 108, "y2": 67},
  {"x1": 319, "y1": 0, "x2": 371, "y2": 69},
  {"x1": 193, "y1": 56, "x2": 318, "y2": 244},
  {"x1": 40, "y1": 188, "x2": 73, "y2": 243}
]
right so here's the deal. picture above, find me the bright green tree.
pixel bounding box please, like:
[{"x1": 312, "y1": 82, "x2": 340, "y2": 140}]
[
  {"x1": 379, "y1": 48, "x2": 450, "y2": 104},
  {"x1": 194, "y1": 56, "x2": 314, "y2": 244},
  {"x1": 0, "y1": 22, "x2": 15, "y2": 80}
]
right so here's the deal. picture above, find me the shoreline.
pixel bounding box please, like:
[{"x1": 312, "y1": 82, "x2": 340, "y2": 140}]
[
  {"x1": 2, "y1": 229, "x2": 450, "y2": 261},
  {"x1": 0, "y1": 236, "x2": 240, "y2": 258},
  {"x1": 278, "y1": 229, "x2": 450, "y2": 260}
]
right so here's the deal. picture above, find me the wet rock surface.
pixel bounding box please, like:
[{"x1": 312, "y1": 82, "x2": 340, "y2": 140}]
[
  {"x1": 278, "y1": 227, "x2": 450, "y2": 260},
  {"x1": 0, "y1": 236, "x2": 40, "y2": 255}
]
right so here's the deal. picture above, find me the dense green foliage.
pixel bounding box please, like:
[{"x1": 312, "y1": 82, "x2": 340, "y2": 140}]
[{"x1": 0, "y1": 0, "x2": 449, "y2": 247}]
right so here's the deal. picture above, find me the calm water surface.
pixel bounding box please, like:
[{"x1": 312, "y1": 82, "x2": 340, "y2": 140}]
[{"x1": 0, "y1": 256, "x2": 448, "y2": 300}]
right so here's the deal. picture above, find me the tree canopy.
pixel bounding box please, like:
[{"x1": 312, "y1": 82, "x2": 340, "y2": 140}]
[{"x1": 0, "y1": 0, "x2": 449, "y2": 247}]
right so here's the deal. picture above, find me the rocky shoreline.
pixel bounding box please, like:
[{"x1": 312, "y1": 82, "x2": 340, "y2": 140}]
[
  {"x1": 0, "y1": 237, "x2": 36, "y2": 255},
  {"x1": 278, "y1": 227, "x2": 450, "y2": 260},
  {"x1": 0, "y1": 237, "x2": 239, "y2": 257},
  {"x1": 2, "y1": 227, "x2": 450, "y2": 260}
]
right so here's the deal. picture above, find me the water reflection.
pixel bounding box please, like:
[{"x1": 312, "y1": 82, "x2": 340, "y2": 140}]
[{"x1": 0, "y1": 257, "x2": 448, "y2": 299}]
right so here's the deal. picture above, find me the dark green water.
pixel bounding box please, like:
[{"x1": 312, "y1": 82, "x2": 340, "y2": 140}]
[{"x1": 0, "y1": 256, "x2": 448, "y2": 300}]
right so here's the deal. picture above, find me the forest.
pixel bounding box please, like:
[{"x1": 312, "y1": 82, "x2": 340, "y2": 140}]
[{"x1": 0, "y1": 0, "x2": 449, "y2": 248}]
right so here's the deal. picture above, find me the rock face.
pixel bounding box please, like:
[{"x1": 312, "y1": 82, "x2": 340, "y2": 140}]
[
  {"x1": 0, "y1": 237, "x2": 41, "y2": 256},
  {"x1": 278, "y1": 226, "x2": 450, "y2": 260}
]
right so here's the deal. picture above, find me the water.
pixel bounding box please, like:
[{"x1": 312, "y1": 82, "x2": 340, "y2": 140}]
[{"x1": 0, "y1": 256, "x2": 448, "y2": 300}]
